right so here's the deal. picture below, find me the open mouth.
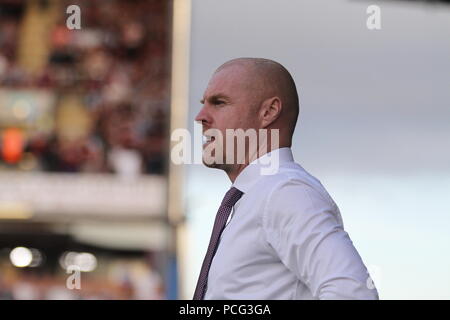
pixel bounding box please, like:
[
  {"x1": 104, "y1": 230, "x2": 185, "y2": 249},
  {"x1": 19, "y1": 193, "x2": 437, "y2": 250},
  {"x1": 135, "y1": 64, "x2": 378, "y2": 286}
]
[{"x1": 202, "y1": 135, "x2": 215, "y2": 146}]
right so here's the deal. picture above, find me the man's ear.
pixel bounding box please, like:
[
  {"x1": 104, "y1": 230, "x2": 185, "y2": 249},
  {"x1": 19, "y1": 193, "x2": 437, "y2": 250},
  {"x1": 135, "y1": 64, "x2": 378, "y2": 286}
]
[{"x1": 260, "y1": 96, "x2": 282, "y2": 128}]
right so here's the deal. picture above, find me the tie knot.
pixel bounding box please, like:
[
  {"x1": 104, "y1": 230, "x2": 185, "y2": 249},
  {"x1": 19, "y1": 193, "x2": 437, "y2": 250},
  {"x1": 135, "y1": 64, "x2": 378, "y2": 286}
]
[{"x1": 221, "y1": 187, "x2": 243, "y2": 207}]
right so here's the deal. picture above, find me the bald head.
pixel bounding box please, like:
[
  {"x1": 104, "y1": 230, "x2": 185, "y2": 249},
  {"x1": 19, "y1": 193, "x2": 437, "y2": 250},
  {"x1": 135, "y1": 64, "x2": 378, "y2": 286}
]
[
  {"x1": 215, "y1": 58, "x2": 299, "y2": 139},
  {"x1": 196, "y1": 58, "x2": 300, "y2": 178}
]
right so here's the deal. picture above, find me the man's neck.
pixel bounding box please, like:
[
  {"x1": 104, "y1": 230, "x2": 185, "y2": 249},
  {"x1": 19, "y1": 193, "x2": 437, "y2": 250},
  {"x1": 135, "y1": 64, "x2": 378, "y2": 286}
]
[
  {"x1": 225, "y1": 144, "x2": 290, "y2": 183},
  {"x1": 226, "y1": 163, "x2": 248, "y2": 183}
]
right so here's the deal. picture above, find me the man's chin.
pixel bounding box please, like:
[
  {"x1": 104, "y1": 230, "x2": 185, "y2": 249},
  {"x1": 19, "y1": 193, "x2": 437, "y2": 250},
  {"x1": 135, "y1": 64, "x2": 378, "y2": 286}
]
[
  {"x1": 202, "y1": 159, "x2": 221, "y2": 169},
  {"x1": 202, "y1": 158, "x2": 229, "y2": 171}
]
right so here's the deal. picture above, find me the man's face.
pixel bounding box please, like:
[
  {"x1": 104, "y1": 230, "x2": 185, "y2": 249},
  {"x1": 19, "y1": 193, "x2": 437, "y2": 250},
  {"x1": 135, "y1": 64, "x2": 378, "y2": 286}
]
[{"x1": 195, "y1": 65, "x2": 260, "y2": 169}]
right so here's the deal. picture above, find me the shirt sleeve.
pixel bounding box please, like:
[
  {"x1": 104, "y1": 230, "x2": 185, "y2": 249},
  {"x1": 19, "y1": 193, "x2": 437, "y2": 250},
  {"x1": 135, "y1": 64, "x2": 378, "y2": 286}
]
[{"x1": 262, "y1": 179, "x2": 379, "y2": 300}]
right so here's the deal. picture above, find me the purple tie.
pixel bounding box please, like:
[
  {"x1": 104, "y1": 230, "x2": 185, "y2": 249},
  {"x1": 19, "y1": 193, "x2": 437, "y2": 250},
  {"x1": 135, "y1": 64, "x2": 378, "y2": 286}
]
[{"x1": 193, "y1": 187, "x2": 244, "y2": 300}]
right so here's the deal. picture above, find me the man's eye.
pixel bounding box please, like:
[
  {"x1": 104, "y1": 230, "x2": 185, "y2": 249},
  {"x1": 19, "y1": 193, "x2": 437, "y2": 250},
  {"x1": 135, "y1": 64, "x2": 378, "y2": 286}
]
[{"x1": 215, "y1": 100, "x2": 225, "y2": 105}]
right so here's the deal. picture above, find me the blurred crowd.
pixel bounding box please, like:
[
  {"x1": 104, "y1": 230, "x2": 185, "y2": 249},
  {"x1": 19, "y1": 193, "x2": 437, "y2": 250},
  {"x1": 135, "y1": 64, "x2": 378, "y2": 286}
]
[
  {"x1": 0, "y1": 0, "x2": 171, "y2": 175},
  {"x1": 0, "y1": 259, "x2": 164, "y2": 300},
  {"x1": 0, "y1": 1, "x2": 172, "y2": 300}
]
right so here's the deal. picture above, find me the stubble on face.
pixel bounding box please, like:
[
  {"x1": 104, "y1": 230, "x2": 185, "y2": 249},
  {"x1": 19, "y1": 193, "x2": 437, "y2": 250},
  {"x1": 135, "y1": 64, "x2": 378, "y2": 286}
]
[{"x1": 200, "y1": 64, "x2": 260, "y2": 170}]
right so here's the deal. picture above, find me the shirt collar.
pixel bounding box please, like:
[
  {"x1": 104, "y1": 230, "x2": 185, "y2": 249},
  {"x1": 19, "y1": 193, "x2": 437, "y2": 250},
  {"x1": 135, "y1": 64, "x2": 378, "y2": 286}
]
[{"x1": 232, "y1": 147, "x2": 294, "y2": 193}]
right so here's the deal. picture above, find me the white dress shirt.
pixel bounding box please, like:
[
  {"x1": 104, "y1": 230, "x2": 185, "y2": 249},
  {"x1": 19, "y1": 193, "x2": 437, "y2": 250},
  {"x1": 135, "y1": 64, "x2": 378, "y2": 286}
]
[{"x1": 204, "y1": 147, "x2": 379, "y2": 300}]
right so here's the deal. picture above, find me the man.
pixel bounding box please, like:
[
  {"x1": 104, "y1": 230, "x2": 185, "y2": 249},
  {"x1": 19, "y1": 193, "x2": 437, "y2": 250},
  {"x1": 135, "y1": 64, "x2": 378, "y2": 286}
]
[{"x1": 193, "y1": 58, "x2": 379, "y2": 300}]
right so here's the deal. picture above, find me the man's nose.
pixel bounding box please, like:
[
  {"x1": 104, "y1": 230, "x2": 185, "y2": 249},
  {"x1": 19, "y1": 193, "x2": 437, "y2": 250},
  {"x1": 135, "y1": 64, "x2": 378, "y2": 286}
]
[{"x1": 195, "y1": 107, "x2": 210, "y2": 125}]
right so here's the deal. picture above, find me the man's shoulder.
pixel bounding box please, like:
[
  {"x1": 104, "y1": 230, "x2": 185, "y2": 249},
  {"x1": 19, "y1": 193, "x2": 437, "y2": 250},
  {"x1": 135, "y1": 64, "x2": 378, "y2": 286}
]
[
  {"x1": 259, "y1": 162, "x2": 340, "y2": 213},
  {"x1": 258, "y1": 163, "x2": 344, "y2": 228},
  {"x1": 260, "y1": 162, "x2": 326, "y2": 193}
]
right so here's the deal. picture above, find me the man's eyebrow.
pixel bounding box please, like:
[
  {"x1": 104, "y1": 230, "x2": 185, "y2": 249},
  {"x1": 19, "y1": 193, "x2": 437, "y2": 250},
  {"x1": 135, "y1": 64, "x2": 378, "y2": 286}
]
[{"x1": 200, "y1": 94, "x2": 230, "y2": 104}]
